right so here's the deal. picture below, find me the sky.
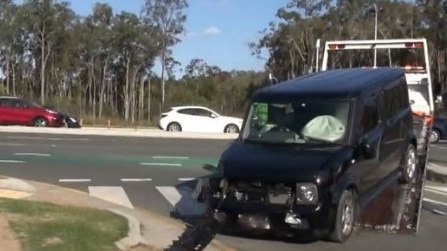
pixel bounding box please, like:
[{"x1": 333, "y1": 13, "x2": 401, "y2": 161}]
[{"x1": 67, "y1": 0, "x2": 287, "y2": 78}]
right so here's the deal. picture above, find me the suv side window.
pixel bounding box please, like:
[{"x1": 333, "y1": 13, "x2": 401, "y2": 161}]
[
  {"x1": 361, "y1": 97, "x2": 380, "y2": 133},
  {"x1": 382, "y1": 81, "x2": 406, "y2": 119}
]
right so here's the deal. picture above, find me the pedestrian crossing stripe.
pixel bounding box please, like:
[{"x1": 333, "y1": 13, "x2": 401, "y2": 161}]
[
  {"x1": 156, "y1": 186, "x2": 207, "y2": 217},
  {"x1": 88, "y1": 186, "x2": 134, "y2": 209}
]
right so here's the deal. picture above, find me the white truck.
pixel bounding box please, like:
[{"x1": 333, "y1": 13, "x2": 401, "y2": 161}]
[{"x1": 318, "y1": 38, "x2": 435, "y2": 234}]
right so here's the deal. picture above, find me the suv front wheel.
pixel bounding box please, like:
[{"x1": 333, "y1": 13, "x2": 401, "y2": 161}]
[{"x1": 328, "y1": 189, "x2": 358, "y2": 243}]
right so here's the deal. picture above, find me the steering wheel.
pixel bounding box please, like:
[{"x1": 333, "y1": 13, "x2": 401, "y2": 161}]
[{"x1": 270, "y1": 125, "x2": 291, "y2": 132}]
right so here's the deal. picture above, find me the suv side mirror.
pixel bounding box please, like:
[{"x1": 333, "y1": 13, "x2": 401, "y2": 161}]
[
  {"x1": 210, "y1": 113, "x2": 217, "y2": 119},
  {"x1": 360, "y1": 138, "x2": 376, "y2": 159}
]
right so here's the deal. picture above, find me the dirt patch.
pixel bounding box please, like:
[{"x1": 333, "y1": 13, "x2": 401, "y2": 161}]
[
  {"x1": 0, "y1": 213, "x2": 21, "y2": 251},
  {"x1": 129, "y1": 243, "x2": 160, "y2": 251},
  {"x1": 42, "y1": 237, "x2": 64, "y2": 247}
]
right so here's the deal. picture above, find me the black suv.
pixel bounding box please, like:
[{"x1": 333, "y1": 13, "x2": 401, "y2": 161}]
[{"x1": 196, "y1": 68, "x2": 417, "y2": 243}]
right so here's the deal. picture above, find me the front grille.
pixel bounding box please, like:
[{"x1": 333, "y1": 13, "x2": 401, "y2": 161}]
[{"x1": 232, "y1": 181, "x2": 293, "y2": 204}]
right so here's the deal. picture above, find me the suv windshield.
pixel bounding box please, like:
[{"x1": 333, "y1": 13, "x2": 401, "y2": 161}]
[{"x1": 241, "y1": 99, "x2": 351, "y2": 145}]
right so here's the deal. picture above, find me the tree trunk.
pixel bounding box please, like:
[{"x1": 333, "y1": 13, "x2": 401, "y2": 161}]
[
  {"x1": 138, "y1": 76, "x2": 144, "y2": 121},
  {"x1": 161, "y1": 48, "x2": 166, "y2": 107},
  {"x1": 130, "y1": 68, "x2": 139, "y2": 124},
  {"x1": 40, "y1": 35, "x2": 46, "y2": 105},
  {"x1": 12, "y1": 62, "x2": 16, "y2": 96},
  {"x1": 98, "y1": 57, "x2": 109, "y2": 118},
  {"x1": 147, "y1": 77, "x2": 151, "y2": 123},
  {"x1": 124, "y1": 56, "x2": 131, "y2": 121},
  {"x1": 5, "y1": 50, "x2": 10, "y2": 94}
]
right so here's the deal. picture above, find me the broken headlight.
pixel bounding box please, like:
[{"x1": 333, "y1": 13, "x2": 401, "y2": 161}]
[{"x1": 296, "y1": 183, "x2": 318, "y2": 205}]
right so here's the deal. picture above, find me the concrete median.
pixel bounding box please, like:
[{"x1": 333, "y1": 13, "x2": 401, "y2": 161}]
[{"x1": 0, "y1": 126, "x2": 239, "y2": 140}]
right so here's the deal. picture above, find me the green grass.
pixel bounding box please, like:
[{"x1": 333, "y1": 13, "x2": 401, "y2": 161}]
[{"x1": 0, "y1": 198, "x2": 129, "y2": 251}]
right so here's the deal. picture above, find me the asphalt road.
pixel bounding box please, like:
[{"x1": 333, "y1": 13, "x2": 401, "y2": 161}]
[{"x1": 1, "y1": 132, "x2": 447, "y2": 251}]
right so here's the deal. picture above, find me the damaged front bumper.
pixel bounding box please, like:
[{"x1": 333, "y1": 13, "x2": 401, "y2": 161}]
[
  {"x1": 211, "y1": 199, "x2": 334, "y2": 235},
  {"x1": 194, "y1": 178, "x2": 335, "y2": 236}
]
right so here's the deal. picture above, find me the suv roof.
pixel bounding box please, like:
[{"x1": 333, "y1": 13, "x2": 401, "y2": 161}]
[{"x1": 253, "y1": 68, "x2": 405, "y2": 100}]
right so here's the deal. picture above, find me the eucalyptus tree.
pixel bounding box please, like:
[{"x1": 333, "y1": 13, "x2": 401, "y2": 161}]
[{"x1": 141, "y1": 0, "x2": 189, "y2": 106}]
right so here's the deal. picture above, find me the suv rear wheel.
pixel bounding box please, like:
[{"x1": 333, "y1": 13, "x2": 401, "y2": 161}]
[
  {"x1": 430, "y1": 129, "x2": 441, "y2": 143},
  {"x1": 399, "y1": 144, "x2": 417, "y2": 184}
]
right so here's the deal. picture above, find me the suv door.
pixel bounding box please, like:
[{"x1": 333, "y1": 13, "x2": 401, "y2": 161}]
[
  {"x1": 380, "y1": 83, "x2": 407, "y2": 175},
  {"x1": 356, "y1": 94, "x2": 384, "y2": 194}
]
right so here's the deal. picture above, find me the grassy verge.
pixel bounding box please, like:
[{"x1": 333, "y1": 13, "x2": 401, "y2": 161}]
[
  {"x1": 78, "y1": 115, "x2": 159, "y2": 129},
  {"x1": 0, "y1": 197, "x2": 129, "y2": 251},
  {"x1": 81, "y1": 124, "x2": 158, "y2": 129}
]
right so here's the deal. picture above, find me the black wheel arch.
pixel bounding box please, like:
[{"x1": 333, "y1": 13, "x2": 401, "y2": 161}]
[
  {"x1": 167, "y1": 121, "x2": 181, "y2": 130},
  {"x1": 432, "y1": 127, "x2": 442, "y2": 137},
  {"x1": 330, "y1": 173, "x2": 359, "y2": 206}
]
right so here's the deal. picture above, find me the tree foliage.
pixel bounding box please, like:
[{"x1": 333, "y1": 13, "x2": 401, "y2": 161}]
[
  {"x1": 2, "y1": 0, "x2": 446, "y2": 125},
  {"x1": 252, "y1": 0, "x2": 447, "y2": 87}
]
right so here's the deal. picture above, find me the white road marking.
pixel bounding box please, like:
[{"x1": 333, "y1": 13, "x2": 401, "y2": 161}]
[
  {"x1": 423, "y1": 198, "x2": 447, "y2": 207},
  {"x1": 424, "y1": 188, "x2": 447, "y2": 196},
  {"x1": 14, "y1": 152, "x2": 51, "y2": 157},
  {"x1": 59, "y1": 179, "x2": 91, "y2": 183},
  {"x1": 425, "y1": 185, "x2": 447, "y2": 193},
  {"x1": 6, "y1": 136, "x2": 90, "y2": 141},
  {"x1": 0, "y1": 160, "x2": 26, "y2": 163},
  {"x1": 431, "y1": 144, "x2": 447, "y2": 150},
  {"x1": 120, "y1": 178, "x2": 152, "y2": 182},
  {"x1": 152, "y1": 156, "x2": 189, "y2": 160},
  {"x1": 88, "y1": 186, "x2": 134, "y2": 209},
  {"x1": 0, "y1": 143, "x2": 24, "y2": 146},
  {"x1": 178, "y1": 178, "x2": 195, "y2": 181},
  {"x1": 428, "y1": 162, "x2": 447, "y2": 168},
  {"x1": 140, "y1": 162, "x2": 182, "y2": 167},
  {"x1": 156, "y1": 186, "x2": 207, "y2": 217}
]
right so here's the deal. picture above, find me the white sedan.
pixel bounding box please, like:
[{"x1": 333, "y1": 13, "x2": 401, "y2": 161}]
[{"x1": 158, "y1": 106, "x2": 243, "y2": 133}]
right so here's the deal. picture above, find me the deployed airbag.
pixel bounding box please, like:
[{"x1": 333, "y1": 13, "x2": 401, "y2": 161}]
[{"x1": 301, "y1": 115, "x2": 345, "y2": 142}]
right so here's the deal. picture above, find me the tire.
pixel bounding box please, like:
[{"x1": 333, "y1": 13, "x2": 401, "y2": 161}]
[
  {"x1": 327, "y1": 190, "x2": 358, "y2": 243},
  {"x1": 399, "y1": 144, "x2": 417, "y2": 184},
  {"x1": 430, "y1": 129, "x2": 441, "y2": 143},
  {"x1": 167, "y1": 122, "x2": 182, "y2": 132},
  {"x1": 224, "y1": 124, "x2": 239, "y2": 133},
  {"x1": 33, "y1": 117, "x2": 48, "y2": 127}
]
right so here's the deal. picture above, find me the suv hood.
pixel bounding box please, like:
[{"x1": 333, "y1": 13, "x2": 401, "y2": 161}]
[{"x1": 219, "y1": 141, "x2": 347, "y2": 183}]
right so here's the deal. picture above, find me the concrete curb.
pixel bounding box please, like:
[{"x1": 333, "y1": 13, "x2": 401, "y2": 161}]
[
  {"x1": 0, "y1": 176, "x2": 147, "y2": 250},
  {"x1": 0, "y1": 175, "x2": 237, "y2": 251},
  {"x1": 108, "y1": 208, "x2": 148, "y2": 251},
  {"x1": 427, "y1": 163, "x2": 447, "y2": 184},
  {"x1": 0, "y1": 126, "x2": 238, "y2": 140},
  {"x1": 0, "y1": 177, "x2": 36, "y2": 192}
]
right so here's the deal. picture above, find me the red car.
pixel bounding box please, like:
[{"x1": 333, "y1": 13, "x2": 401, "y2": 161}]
[{"x1": 0, "y1": 96, "x2": 65, "y2": 127}]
